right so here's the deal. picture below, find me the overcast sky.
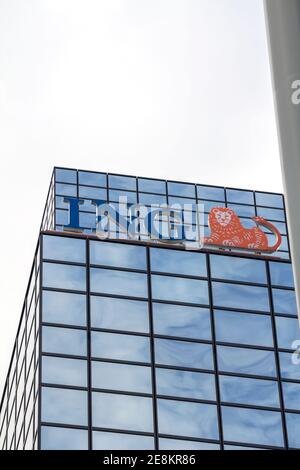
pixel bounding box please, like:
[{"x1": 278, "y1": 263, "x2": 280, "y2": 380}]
[{"x1": 0, "y1": 0, "x2": 282, "y2": 391}]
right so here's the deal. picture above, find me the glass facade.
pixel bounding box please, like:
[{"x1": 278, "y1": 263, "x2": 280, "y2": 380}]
[{"x1": 0, "y1": 167, "x2": 299, "y2": 451}]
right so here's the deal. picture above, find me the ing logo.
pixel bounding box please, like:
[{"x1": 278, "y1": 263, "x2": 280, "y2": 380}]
[{"x1": 203, "y1": 207, "x2": 282, "y2": 253}]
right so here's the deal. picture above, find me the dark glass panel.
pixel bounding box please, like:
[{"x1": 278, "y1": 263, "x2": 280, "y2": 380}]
[
  {"x1": 42, "y1": 356, "x2": 87, "y2": 387},
  {"x1": 214, "y1": 310, "x2": 273, "y2": 347},
  {"x1": 41, "y1": 387, "x2": 88, "y2": 426},
  {"x1": 43, "y1": 263, "x2": 86, "y2": 291},
  {"x1": 91, "y1": 331, "x2": 150, "y2": 363},
  {"x1": 156, "y1": 368, "x2": 216, "y2": 400},
  {"x1": 255, "y1": 192, "x2": 284, "y2": 209},
  {"x1": 42, "y1": 290, "x2": 86, "y2": 326},
  {"x1": 226, "y1": 189, "x2": 254, "y2": 205},
  {"x1": 92, "y1": 361, "x2": 152, "y2": 394},
  {"x1": 138, "y1": 178, "x2": 166, "y2": 194},
  {"x1": 92, "y1": 392, "x2": 153, "y2": 432},
  {"x1": 41, "y1": 426, "x2": 88, "y2": 450},
  {"x1": 220, "y1": 375, "x2": 280, "y2": 407},
  {"x1": 157, "y1": 399, "x2": 219, "y2": 440},
  {"x1": 150, "y1": 248, "x2": 206, "y2": 277},
  {"x1": 42, "y1": 326, "x2": 87, "y2": 356},
  {"x1": 108, "y1": 175, "x2": 136, "y2": 191},
  {"x1": 90, "y1": 241, "x2": 146, "y2": 270},
  {"x1": 91, "y1": 296, "x2": 149, "y2": 333},
  {"x1": 152, "y1": 275, "x2": 209, "y2": 305},
  {"x1": 155, "y1": 338, "x2": 213, "y2": 370},
  {"x1": 273, "y1": 289, "x2": 297, "y2": 316},
  {"x1": 222, "y1": 406, "x2": 283, "y2": 447},
  {"x1": 168, "y1": 182, "x2": 195, "y2": 198},
  {"x1": 153, "y1": 303, "x2": 211, "y2": 340},
  {"x1": 78, "y1": 171, "x2": 106, "y2": 187},
  {"x1": 43, "y1": 235, "x2": 86, "y2": 263},
  {"x1": 55, "y1": 169, "x2": 77, "y2": 184},
  {"x1": 212, "y1": 282, "x2": 270, "y2": 312},
  {"x1": 217, "y1": 345, "x2": 276, "y2": 377},
  {"x1": 92, "y1": 431, "x2": 154, "y2": 450},
  {"x1": 210, "y1": 255, "x2": 267, "y2": 284},
  {"x1": 270, "y1": 262, "x2": 294, "y2": 288}
]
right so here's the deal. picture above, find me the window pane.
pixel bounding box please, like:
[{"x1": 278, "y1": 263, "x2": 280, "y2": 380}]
[
  {"x1": 159, "y1": 439, "x2": 219, "y2": 450},
  {"x1": 79, "y1": 186, "x2": 107, "y2": 200},
  {"x1": 42, "y1": 326, "x2": 87, "y2": 356},
  {"x1": 152, "y1": 275, "x2": 208, "y2": 305},
  {"x1": 42, "y1": 290, "x2": 86, "y2": 326},
  {"x1": 55, "y1": 183, "x2": 77, "y2": 197},
  {"x1": 138, "y1": 178, "x2": 166, "y2": 194},
  {"x1": 79, "y1": 171, "x2": 106, "y2": 187},
  {"x1": 41, "y1": 387, "x2": 88, "y2": 426},
  {"x1": 55, "y1": 209, "x2": 69, "y2": 226},
  {"x1": 217, "y1": 345, "x2": 276, "y2": 377},
  {"x1": 168, "y1": 196, "x2": 195, "y2": 205},
  {"x1": 92, "y1": 361, "x2": 152, "y2": 394},
  {"x1": 42, "y1": 356, "x2": 87, "y2": 387},
  {"x1": 212, "y1": 282, "x2": 269, "y2": 312},
  {"x1": 276, "y1": 317, "x2": 300, "y2": 349},
  {"x1": 270, "y1": 262, "x2": 294, "y2": 288},
  {"x1": 109, "y1": 174, "x2": 136, "y2": 191},
  {"x1": 272, "y1": 289, "x2": 297, "y2": 316},
  {"x1": 203, "y1": 201, "x2": 225, "y2": 213},
  {"x1": 41, "y1": 426, "x2": 88, "y2": 450},
  {"x1": 157, "y1": 399, "x2": 218, "y2": 440},
  {"x1": 91, "y1": 296, "x2": 149, "y2": 333},
  {"x1": 150, "y1": 248, "x2": 206, "y2": 277},
  {"x1": 214, "y1": 310, "x2": 273, "y2": 347},
  {"x1": 279, "y1": 352, "x2": 300, "y2": 380},
  {"x1": 153, "y1": 303, "x2": 211, "y2": 340},
  {"x1": 256, "y1": 207, "x2": 285, "y2": 222},
  {"x1": 109, "y1": 189, "x2": 137, "y2": 204},
  {"x1": 90, "y1": 241, "x2": 146, "y2": 270},
  {"x1": 43, "y1": 263, "x2": 86, "y2": 291},
  {"x1": 286, "y1": 413, "x2": 300, "y2": 448},
  {"x1": 79, "y1": 211, "x2": 96, "y2": 229},
  {"x1": 222, "y1": 406, "x2": 283, "y2": 447},
  {"x1": 138, "y1": 193, "x2": 167, "y2": 205},
  {"x1": 283, "y1": 383, "x2": 300, "y2": 411},
  {"x1": 43, "y1": 235, "x2": 86, "y2": 263},
  {"x1": 55, "y1": 168, "x2": 77, "y2": 184},
  {"x1": 156, "y1": 368, "x2": 215, "y2": 400},
  {"x1": 91, "y1": 331, "x2": 150, "y2": 363},
  {"x1": 226, "y1": 189, "x2": 254, "y2": 205},
  {"x1": 155, "y1": 338, "x2": 213, "y2": 370},
  {"x1": 92, "y1": 431, "x2": 154, "y2": 450},
  {"x1": 92, "y1": 392, "x2": 153, "y2": 432},
  {"x1": 255, "y1": 192, "x2": 284, "y2": 209},
  {"x1": 197, "y1": 186, "x2": 225, "y2": 201},
  {"x1": 210, "y1": 255, "x2": 267, "y2": 284},
  {"x1": 227, "y1": 204, "x2": 256, "y2": 218},
  {"x1": 220, "y1": 375, "x2": 280, "y2": 407},
  {"x1": 90, "y1": 268, "x2": 147, "y2": 298},
  {"x1": 168, "y1": 182, "x2": 195, "y2": 198}
]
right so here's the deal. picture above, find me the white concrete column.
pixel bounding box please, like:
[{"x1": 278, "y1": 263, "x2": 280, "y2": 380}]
[{"x1": 264, "y1": 0, "x2": 300, "y2": 321}]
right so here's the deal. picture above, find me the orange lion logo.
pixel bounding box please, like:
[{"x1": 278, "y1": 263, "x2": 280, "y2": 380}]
[{"x1": 203, "y1": 207, "x2": 282, "y2": 253}]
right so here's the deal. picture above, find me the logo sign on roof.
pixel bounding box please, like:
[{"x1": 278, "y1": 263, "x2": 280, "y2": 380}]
[
  {"x1": 203, "y1": 207, "x2": 282, "y2": 254},
  {"x1": 61, "y1": 198, "x2": 282, "y2": 254}
]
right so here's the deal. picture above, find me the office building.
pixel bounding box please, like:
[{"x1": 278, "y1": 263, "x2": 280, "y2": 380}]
[{"x1": 0, "y1": 167, "x2": 299, "y2": 450}]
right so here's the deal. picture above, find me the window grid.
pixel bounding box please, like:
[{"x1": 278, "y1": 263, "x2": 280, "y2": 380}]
[{"x1": 36, "y1": 233, "x2": 300, "y2": 450}]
